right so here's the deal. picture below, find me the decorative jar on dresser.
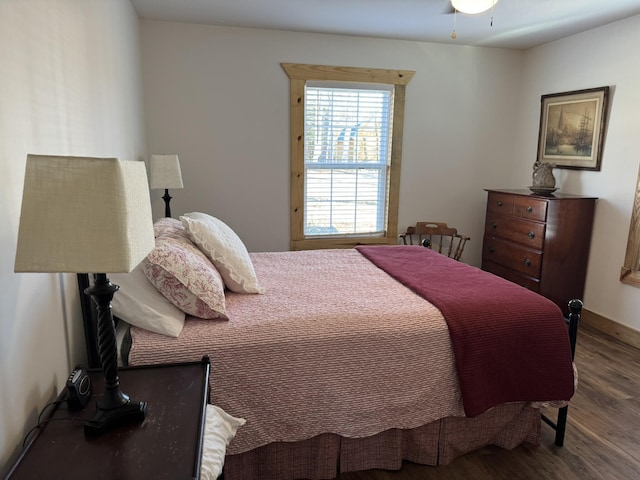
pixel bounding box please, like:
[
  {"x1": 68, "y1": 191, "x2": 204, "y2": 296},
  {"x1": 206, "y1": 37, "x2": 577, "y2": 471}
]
[{"x1": 481, "y1": 189, "x2": 597, "y2": 313}]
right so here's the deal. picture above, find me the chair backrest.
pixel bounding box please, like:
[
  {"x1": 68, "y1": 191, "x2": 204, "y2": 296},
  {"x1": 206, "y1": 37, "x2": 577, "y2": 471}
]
[{"x1": 400, "y1": 221, "x2": 470, "y2": 261}]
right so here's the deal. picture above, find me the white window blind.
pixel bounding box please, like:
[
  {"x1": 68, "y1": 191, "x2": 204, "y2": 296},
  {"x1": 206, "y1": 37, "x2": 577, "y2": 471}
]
[{"x1": 304, "y1": 82, "x2": 394, "y2": 236}]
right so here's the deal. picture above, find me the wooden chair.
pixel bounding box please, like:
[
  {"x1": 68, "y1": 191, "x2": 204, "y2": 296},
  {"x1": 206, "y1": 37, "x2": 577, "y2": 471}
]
[{"x1": 400, "y1": 222, "x2": 470, "y2": 261}]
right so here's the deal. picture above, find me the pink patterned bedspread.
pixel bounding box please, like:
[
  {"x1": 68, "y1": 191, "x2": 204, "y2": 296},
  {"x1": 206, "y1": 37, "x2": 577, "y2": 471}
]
[
  {"x1": 128, "y1": 249, "x2": 465, "y2": 454},
  {"x1": 356, "y1": 245, "x2": 575, "y2": 417}
]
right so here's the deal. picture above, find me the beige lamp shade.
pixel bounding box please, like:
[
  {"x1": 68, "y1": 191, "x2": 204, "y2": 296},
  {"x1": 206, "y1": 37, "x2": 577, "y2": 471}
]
[
  {"x1": 14, "y1": 155, "x2": 155, "y2": 273},
  {"x1": 452, "y1": 0, "x2": 499, "y2": 14},
  {"x1": 149, "y1": 154, "x2": 184, "y2": 190}
]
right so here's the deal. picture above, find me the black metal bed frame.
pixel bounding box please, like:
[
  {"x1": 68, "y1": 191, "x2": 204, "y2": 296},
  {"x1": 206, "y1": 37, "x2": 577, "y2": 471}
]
[
  {"x1": 76, "y1": 272, "x2": 582, "y2": 447},
  {"x1": 541, "y1": 298, "x2": 583, "y2": 446}
]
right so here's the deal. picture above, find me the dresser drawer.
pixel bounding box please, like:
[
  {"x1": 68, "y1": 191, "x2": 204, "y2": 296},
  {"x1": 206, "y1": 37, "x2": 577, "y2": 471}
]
[
  {"x1": 482, "y1": 260, "x2": 541, "y2": 293},
  {"x1": 486, "y1": 192, "x2": 514, "y2": 215},
  {"x1": 513, "y1": 196, "x2": 547, "y2": 222},
  {"x1": 482, "y1": 235, "x2": 542, "y2": 277},
  {"x1": 484, "y1": 212, "x2": 545, "y2": 250}
]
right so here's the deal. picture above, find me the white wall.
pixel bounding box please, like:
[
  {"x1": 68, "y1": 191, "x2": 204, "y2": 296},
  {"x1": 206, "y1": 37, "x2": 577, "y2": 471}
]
[
  {"x1": 140, "y1": 17, "x2": 640, "y2": 335},
  {"x1": 140, "y1": 21, "x2": 524, "y2": 262},
  {"x1": 0, "y1": 0, "x2": 146, "y2": 470},
  {"x1": 514, "y1": 15, "x2": 640, "y2": 332}
]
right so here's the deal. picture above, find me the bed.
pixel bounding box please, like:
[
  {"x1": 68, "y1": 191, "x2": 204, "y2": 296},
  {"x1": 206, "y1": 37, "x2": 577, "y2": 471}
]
[{"x1": 78, "y1": 214, "x2": 581, "y2": 480}]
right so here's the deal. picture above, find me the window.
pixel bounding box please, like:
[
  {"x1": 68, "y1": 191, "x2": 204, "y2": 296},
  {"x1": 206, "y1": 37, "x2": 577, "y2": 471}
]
[
  {"x1": 621, "y1": 164, "x2": 640, "y2": 287},
  {"x1": 283, "y1": 64, "x2": 414, "y2": 250},
  {"x1": 305, "y1": 82, "x2": 393, "y2": 236}
]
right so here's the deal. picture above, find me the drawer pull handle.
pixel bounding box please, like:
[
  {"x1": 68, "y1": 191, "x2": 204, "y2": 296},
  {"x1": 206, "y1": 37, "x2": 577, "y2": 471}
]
[
  {"x1": 491, "y1": 222, "x2": 497, "y2": 229},
  {"x1": 488, "y1": 246, "x2": 494, "y2": 253},
  {"x1": 527, "y1": 231, "x2": 535, "y2": 239},
  {"x1": 497, "y1": 201, "x2": 503, "y2": 207},
  {"x1": 524, "y1": 258, "x2": 532, "y2": 267},
  {"x1": 526, "y1": 206, "x2": 533, "y2": 213}
]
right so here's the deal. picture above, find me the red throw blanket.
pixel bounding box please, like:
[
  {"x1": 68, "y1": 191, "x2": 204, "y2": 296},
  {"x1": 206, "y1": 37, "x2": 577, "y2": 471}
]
[{"x1": 356, "y1": 245, "x2": 575, "y2": 417}]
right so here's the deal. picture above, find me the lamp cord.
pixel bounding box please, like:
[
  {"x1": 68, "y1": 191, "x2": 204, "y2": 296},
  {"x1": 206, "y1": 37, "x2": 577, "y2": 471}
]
[{"x1": 21, "y1": 400, "x2": 82, "y2": 447}]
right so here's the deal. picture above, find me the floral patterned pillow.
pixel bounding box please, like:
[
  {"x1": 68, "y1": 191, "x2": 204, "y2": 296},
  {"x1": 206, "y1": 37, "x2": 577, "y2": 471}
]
[
  {"x1": 143, "y1": 234, "x2": 227, "y2": 320},
  {"x1": 153, "y1": 217, "x2": 186, "y2": 239}
]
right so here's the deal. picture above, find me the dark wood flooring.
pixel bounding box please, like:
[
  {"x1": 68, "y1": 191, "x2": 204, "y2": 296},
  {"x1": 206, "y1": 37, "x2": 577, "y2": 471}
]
[{"x1": 337, "y1": 325, "x2": 640, "y2": 480}]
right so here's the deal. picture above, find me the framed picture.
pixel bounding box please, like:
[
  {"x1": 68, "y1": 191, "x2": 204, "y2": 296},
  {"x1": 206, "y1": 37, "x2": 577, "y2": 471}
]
[{"x1": 537, "y1": 86, "x2": 610, "y2": 170}]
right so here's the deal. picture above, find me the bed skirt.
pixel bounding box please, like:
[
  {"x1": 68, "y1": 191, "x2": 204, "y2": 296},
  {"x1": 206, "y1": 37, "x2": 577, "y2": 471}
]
[{"x1": 223, "y1": 403, "x2": 541, "y2": 480}]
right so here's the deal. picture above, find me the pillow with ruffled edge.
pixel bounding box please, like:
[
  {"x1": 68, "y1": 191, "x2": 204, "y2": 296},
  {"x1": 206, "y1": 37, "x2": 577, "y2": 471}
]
[
  {"x1": 143, "y1": 234, "x2": 228, "y2": 320},
  {"x1": 199, "y1": 405, "x2": 246, "y2": 480},
  {"x1": 110, "y1": 262, "x2": 186, "y2": 337},
  {"x1": 180, "y1": 212, "x2": 265, "y2": 294}
]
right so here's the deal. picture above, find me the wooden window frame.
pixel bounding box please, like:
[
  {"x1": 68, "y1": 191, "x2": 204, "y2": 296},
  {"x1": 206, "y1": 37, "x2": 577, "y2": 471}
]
[
  {"x1": 621, "y1": 165, "x2": 640, "y2": 286},
  {"x1": 282, "y1": 63, "x2": 414, "y2": 250}
]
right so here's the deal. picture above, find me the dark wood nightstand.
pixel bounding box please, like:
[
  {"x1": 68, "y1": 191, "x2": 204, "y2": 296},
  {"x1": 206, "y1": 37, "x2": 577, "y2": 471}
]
[{"x1": 5, "y1": 358, "x2": 210, "y2": 480}]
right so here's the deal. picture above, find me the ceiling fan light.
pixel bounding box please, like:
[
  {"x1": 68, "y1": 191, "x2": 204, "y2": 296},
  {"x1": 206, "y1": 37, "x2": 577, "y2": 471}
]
[{"x1": 451, "y1": 0, "x2": 499, "y2": 15}]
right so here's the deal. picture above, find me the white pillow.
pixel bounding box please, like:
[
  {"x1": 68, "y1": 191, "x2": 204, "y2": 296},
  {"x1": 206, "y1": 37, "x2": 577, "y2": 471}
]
[
  {"x1": 180, "y1": 212, "x2": 264, "y2": 294},
  {"x1": 110, "y1": 263, "x2": 186, "y2": 337},
  {"x1": 200, "y1": 405, "x2": 246, "y2": 480}
]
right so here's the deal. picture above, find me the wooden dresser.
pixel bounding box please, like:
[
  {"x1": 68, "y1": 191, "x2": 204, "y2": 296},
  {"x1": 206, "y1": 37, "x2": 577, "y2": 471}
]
[{"x1": 481, "y1": 189, "x2": 597, "y2": 313}]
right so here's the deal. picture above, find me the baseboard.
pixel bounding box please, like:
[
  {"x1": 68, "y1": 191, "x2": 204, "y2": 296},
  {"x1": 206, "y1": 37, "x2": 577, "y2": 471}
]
[{"x1": 581, "y1": 308, "x2": 640, "y2": 350}]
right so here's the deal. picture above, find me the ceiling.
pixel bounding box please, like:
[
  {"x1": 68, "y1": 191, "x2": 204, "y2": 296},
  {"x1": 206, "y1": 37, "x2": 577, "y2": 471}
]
[{"x1": 130, "y1": 0, "x2": 640, "y2": 50}]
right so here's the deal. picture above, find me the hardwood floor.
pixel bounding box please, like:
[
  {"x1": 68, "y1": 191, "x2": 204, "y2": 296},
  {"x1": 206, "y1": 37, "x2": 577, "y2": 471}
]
[{"x1": 337, "y1": 325, "x2": 640, "y2": 480}]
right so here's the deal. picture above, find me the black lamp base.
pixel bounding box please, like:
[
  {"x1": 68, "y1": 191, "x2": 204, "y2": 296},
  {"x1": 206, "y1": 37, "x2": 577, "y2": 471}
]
[
  {"x1": 85, "y1": 400, "x2": 147, "y2": 436},
  {"x1": 162, "y1": 188, "x2": 173, "y2": 218},
  {"x1": 84, "y1": 274, "x2": 147, "y2": 436}
]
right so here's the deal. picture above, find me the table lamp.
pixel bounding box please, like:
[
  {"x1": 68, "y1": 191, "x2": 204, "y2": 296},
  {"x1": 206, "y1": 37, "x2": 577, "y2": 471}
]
[
  {"x1": 14, "y1": 154, "x2": 155, "y2": 436},
  {"x1": 149, "y1": 154, "x2": 183, "y2": 218}
]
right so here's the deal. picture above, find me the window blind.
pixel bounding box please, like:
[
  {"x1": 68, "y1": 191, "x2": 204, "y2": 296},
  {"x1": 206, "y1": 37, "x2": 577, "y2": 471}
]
[{"x1": 304, "y1": 82, "x2": 394, "y2": 236}]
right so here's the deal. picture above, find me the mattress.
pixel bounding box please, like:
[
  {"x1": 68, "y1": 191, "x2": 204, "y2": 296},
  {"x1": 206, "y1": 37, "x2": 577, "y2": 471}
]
[
  {"x1": 127, "y1": 247, "x2": 574, "y2": 457},
  {"x1": 128, "y1": 249, "x2": 464, "y2": 454}
]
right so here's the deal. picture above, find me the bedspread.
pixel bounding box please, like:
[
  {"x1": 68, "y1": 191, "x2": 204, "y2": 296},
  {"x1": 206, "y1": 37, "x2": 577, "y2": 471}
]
[
  {"x1": 356, "y1": 245, "x2": 575, "y2": 417},
  {"x1": 129, "y1": 249, "x2": 465, "y2": 454}
]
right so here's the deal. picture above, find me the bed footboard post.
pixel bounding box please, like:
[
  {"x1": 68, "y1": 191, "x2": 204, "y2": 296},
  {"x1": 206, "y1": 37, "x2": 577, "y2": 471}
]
[
  {"x1": 542, "y1": 299, "x2": 582, "y2": 446},
  {"x1": 567, "y1": 298, "x2": 583, "y2": 361},
  {"x1": 553, "y1": 299, "x2": 583, "y2": 447}
]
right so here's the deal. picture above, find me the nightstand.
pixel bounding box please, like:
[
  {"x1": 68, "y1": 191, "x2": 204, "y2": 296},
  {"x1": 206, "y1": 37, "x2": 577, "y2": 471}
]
[{"x1": 5, "y1": 357, "x2": 210, "y2": 480}]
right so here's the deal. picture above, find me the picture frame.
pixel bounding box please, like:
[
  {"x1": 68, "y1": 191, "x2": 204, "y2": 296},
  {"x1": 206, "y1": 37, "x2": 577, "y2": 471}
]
[{"x1": 536, "y1": 86, "x2": 610, "y2": 171}]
